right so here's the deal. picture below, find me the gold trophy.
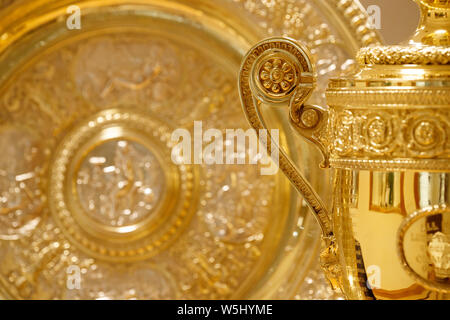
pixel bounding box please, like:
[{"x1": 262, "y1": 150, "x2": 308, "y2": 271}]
[{"x1": 239, "y1": 0, "x2": 450, "y2": 299}]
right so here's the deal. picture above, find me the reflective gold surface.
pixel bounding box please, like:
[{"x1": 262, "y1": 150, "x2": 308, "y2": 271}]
[
  {"x1": 333, "y1": 170, "x2": 450, "y2": 299},
  {"x1": 240, "y1": 0, "x2": 449, "y2": 299}
]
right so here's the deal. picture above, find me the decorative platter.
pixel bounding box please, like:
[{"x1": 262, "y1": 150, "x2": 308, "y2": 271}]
[{"x1": 0, "y1": 0, "x2": 380, "y2": 299}]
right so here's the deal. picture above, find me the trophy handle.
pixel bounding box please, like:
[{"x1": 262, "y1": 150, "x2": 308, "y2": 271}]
[
  {"x1": 238, "y1": 37, "x2": 341, "y2": 290},
  {"x1": 397, "y1": 205, "x2": 450, "y2": 293}
]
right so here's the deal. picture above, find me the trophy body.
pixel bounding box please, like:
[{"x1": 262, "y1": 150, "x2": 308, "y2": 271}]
[
  {"x1": 240, "y1": 0, "x2": 450, "y2": 299},
  {"x1": 333, "y1": 169, "x2": 449, "y2": 299}
]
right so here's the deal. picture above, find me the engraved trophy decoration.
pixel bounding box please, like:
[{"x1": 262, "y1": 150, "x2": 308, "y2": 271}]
[{"x1": 239, "y1": 0, "x2": 450, "y2": 299}]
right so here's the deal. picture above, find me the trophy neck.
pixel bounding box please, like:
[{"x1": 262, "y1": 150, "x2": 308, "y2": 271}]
[{"x1": 411, "y1": 0, "x2": 450, "y2": 46}]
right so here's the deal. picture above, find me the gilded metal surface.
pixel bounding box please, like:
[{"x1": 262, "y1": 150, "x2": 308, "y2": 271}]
[
  {"x1": 357, "y1": 46, "x2": 450, "y2": 65},
  {"x1": 240, "y1": 0, "x2": 450, "y2": 299},
  {"x1": 0, "y1": 26, "x2": 288, "y2": 299},
  {"x1": 332, "y1": 170, "x2": 450, "y2": 299},
  {"x1": 0, "y1": 0, "x2": 372, "y2": 300},
  {"x1": 325, "y1": 107, "x2": 450, "y2": 170}
]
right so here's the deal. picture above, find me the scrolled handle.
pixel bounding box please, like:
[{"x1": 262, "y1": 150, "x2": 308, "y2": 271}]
[
  {"x1": 239, "y1": 37, "x2": 331, "y2": 236},
  {"x1": 239, "y1": 37, "x2": 341, "y2": 290}
]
